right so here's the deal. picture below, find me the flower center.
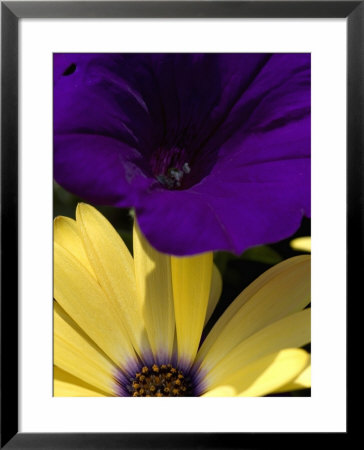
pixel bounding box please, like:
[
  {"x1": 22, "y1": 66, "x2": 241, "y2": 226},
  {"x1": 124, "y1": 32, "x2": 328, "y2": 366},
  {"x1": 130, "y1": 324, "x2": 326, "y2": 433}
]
[
  {"x1": 150, "y1": 146, "x2": 191, "y2": 189},
  {"x1": 129, "y1": 364, "x2": 193, "y2": 397}
]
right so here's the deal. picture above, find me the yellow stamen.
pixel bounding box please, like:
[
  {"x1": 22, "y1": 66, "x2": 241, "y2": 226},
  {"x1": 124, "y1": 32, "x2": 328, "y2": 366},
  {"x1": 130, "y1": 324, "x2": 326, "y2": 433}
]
[{"x1": 128, "y1": 363, "x2": 192, "y2": 397}]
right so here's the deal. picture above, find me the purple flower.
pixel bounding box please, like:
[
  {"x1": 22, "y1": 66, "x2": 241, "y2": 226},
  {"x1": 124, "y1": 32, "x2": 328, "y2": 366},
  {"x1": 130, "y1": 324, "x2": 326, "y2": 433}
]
[{"x1": 54, "y1": 53, "x2": 310, "y2": 256}]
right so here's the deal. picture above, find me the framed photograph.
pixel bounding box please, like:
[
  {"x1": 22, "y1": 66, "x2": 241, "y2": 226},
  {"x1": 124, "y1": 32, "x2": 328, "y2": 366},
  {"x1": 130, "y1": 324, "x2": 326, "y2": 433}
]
[{"x1": 1, "y1": 1, "x2": 355, "y2": 448}]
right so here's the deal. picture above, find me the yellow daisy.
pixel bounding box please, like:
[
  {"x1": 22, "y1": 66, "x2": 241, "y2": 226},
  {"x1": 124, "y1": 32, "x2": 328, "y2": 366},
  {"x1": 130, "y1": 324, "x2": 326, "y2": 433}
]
[{"x1": 54, "y1": 203, "x2": 311, "y2": 397}]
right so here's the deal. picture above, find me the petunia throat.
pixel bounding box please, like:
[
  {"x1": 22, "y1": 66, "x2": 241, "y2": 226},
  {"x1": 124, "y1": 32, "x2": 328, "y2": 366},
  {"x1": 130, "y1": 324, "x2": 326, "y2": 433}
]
[
  {"x1": 150, "y1": 146, "x2": 191, "y2": 189},
  {"x1": 125, "y1": 363, "x2": 194, "y2": 397}
]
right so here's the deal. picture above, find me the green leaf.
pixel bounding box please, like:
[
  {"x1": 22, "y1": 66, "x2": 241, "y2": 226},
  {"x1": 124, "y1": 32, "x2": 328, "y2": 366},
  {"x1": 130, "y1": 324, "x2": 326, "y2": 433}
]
[
  {"x1": 241, "y1": 245, "x2": 282, "y2": 265},
  {"x1": 213, "y1": 251, "x2": 235, "y2": 275}
]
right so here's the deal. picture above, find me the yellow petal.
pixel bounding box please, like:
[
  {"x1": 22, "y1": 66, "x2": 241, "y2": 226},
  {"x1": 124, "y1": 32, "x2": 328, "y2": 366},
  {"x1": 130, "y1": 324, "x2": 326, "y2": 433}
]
[
  {"x1": 171, "y1": 252, "x2": 213, "y2": 368},
  {"x1": 54, "y1": 241, "x2": 136, "y2": 368},
  {"x1": 202, "y1": 349, "x2": 309, "y2": 397},
  {"x1": 54, "y1": 216, "x2": 96, "y2": 277},
  {"x1": 290, "y1": 237, "x2": 311, "y2": 253},
  {"x1": 274, "y1": 358, "x2": 311, "y2": 392},
  {"x1": 76, "y1": 203, "x2": 150, "y2": 359},
  {"x1": 54, "y1": 366, "x2": 109, "y2": 397},
  {"x1": 204, "y1": 264, "x2": 223, "y2": 327},
  {"x1": 197, "y1": 256, "x2": 310, "y2": 372},
  {"x1": 54, "y1": 302, "x2": 119, "y2": 395},
  {"x1": 201, "y1": 308, "x2": 311, "y2": 390},
  {"x1": 133, "y1": 221, "x2": 175, "y2": 362}
]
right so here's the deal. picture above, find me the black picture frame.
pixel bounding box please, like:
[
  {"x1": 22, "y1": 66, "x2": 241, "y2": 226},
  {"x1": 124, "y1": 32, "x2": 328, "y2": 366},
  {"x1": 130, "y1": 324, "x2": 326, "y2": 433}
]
[{"x1": 1, "y1": 1, "x2": 356, "y2": 448}]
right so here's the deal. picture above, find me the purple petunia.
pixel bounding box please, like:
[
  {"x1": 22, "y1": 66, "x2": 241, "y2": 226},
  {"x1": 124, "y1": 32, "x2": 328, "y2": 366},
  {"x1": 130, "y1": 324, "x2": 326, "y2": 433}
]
[{"x1": 54, "y1": 53, "x2": 310, "y2": 256}]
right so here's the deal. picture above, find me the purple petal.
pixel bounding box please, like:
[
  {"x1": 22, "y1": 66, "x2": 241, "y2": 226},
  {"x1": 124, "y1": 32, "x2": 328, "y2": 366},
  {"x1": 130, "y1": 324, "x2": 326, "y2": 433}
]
[
  {"x1": 136, "y1": 154, "x2": 310, "y2": 256},
  {"x1": 54, "y1": 134, "x2": 151, "y2": 205}
]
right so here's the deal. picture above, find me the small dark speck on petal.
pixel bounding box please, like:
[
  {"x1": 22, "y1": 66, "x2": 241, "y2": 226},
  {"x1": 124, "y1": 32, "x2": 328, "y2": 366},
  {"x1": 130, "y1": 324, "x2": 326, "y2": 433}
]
[{"x1": 62, "y1": 63, "x2": 77, "y2": 76}]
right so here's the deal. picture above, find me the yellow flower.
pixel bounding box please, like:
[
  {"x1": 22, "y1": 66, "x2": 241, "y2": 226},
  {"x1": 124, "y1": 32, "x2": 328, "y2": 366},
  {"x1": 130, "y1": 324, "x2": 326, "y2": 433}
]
[{"x1": 54, "y1": 203, "x2": 311, "y2": 397}]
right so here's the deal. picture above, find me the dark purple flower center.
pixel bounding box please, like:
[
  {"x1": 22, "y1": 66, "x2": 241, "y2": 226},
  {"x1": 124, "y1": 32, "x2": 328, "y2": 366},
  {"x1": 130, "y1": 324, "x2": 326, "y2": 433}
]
[
  {"x1": 150, "y1": 146, "x2": 191, "y2": 189},
  {"x1": 127, "y1": 364, "x2": 194, "y2": 397}
]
